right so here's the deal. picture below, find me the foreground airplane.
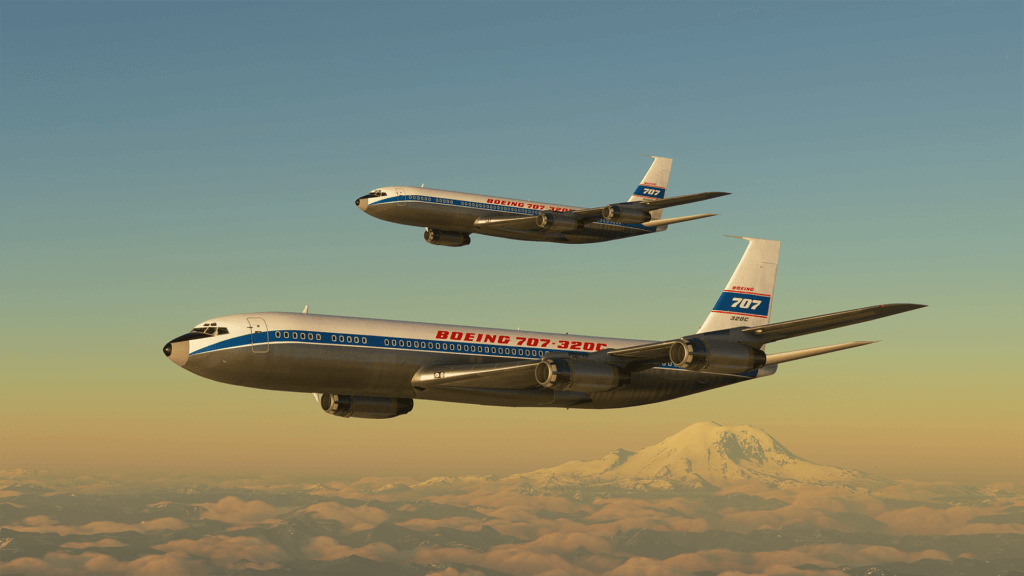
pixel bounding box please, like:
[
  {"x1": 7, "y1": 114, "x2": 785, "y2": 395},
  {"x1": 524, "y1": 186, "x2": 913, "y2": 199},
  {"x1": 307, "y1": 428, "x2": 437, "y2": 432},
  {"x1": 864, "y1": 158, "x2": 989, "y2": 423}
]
[
  {"x1": 355, "y1": 156, "x2": 727, "y2": 246},
  {"x1": 163, "y1": 237, "x2": 924, "y2": 419}
]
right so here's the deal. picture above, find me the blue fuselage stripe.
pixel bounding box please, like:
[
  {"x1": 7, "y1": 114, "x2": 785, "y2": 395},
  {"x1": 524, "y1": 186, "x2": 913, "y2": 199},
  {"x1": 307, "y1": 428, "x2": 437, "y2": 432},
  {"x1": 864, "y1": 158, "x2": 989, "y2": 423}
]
[{"x1": 371, "y1": 194, "x2": 655, "y2": 232}]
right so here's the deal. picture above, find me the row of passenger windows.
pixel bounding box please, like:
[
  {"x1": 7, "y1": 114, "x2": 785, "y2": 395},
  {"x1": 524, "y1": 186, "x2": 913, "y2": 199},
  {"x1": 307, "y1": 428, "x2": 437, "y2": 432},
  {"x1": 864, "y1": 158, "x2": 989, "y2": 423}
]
[
  {"x1": 274, "y1": 331, "x2": 367, "y2": 344},
  {"x1": 385, "y1": 338, "x2": 540, "y2": 357},
  {"x1": 270, "y1": 330, "x2": 541, "y2": 357}
]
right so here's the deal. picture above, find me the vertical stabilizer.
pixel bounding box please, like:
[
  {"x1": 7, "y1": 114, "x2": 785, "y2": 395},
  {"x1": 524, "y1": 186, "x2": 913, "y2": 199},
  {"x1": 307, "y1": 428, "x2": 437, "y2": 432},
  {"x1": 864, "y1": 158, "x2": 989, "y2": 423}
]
[
  {"x1": 698, "y1": 237, "x2": 781, "y2": 334},
  {"x1": 628, "y1": 156, "x2": 672, "y2": 220}
]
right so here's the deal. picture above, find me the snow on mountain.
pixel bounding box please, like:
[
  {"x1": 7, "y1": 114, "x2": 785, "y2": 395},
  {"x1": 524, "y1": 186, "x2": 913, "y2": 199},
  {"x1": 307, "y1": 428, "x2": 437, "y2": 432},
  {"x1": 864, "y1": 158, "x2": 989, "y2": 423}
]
[{"x1": 509, "y1": 422, "x2": 893, "y2": 491}]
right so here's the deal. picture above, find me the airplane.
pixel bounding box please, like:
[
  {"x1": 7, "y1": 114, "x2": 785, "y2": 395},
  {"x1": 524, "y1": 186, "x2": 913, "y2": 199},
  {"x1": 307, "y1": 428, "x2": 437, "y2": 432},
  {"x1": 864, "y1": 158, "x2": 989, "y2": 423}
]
[
  {"x1": 163, "y1": 237, "x2": 924, "y2": 419},
  {"x1": 355, "y1": 156, "x2": 728, "y2": 246}
]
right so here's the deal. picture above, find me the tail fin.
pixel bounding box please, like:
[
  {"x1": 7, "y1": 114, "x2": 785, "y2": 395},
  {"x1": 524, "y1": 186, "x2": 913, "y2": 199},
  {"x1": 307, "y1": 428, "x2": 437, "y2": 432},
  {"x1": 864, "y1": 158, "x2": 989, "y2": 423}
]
[
  {"x1": 628, "y1": 156, "x2": 671, "y2": 200},
  {"x1": 698, "y1": 236, "x2": 781, "y2": 334}
]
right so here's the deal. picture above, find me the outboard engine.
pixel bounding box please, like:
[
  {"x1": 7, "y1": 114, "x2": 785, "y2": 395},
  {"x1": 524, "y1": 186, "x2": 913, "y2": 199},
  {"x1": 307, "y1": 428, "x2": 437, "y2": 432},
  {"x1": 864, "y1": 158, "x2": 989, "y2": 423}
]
[
  {"x1": 320, "y1": 394, "x2": 414, "y2": 419},
  {"x1": 669, "y1": 339, "x2": 766, "y2": 374},
  {"x1": 535, "y1": 359, "x2": 629, "y2": 394},
  {"x1": 535, "y1": 211, "x2": 580, "y2": 232},
  {"x1": 424, "y1": 229, "x2": 471, "y2": 247},
  {"x1": 602, "y1": 204, "x2": 650, "y2": 224}
]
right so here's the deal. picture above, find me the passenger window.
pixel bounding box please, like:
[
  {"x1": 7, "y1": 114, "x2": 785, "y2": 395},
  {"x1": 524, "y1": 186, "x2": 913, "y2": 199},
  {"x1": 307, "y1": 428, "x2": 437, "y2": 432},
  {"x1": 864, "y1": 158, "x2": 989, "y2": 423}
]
[
  {"x1": 399, "y1": 340, "x2": 404, "y2": 347},
  {"x1": 292, "y1": 332, "x2": 297, "y2": 339},
  {"x1": 413, "y1": 341, "x2": 419, "y2": 348},
  {"x1": 428, "y1": 342, "x2": 433, "y2": 349},
  {"x1": 362, "y1": 337, "x2": 366, "y2": 344},
  {"x1": 300, "y1": 333, "x2": 306, "y2": 340},
  {"x1": 275, "y1": 331, "x2": 281, "y2": 338},
  {"x1": 346, "y1": 336, "x2": 352, "y2": 343},
  {"x1": 315, "y1": 334, "x2": 321, "y2": 341},
  {"x1": 442, "y1": 343, "x2": 448, "y2": 350},
  {"x1": 331, "y1": 335, "x2": 337, "y2": 342}
]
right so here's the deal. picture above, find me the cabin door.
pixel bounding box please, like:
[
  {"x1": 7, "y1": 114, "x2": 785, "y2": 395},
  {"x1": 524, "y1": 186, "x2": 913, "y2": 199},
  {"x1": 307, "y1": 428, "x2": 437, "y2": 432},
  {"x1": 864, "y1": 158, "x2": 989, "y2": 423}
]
[{"x1": 247, "y1": 317, "x2": 270, "y2": 353}]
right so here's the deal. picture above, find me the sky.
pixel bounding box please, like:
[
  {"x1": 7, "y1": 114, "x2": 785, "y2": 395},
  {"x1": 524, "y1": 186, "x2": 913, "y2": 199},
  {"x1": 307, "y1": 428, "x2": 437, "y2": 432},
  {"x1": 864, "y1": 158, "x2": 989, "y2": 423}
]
[{"x1": 1, "y1": 2, "x2": 1021, "y2": 486}]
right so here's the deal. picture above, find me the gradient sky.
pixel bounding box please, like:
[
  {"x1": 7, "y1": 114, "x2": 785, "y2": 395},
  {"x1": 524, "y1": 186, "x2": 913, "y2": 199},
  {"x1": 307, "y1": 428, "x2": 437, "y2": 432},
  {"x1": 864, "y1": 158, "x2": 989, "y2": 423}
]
[{"x1": 1, "y1": 2, "x2": 1021, "y2": 486}]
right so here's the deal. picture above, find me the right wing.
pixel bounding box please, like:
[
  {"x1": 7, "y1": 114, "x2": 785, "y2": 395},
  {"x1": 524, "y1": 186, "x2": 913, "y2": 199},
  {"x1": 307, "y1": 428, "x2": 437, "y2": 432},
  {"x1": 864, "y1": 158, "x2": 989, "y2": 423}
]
[
  {"x1": 604, "y1": 303, "x2": 925, "y2": 368},
  {"x1": 569, "y1": 191, "x2": 730, "y2": 222},
  {"x1": 741, "y1": 304, "x2": 926, "y2": 343}
]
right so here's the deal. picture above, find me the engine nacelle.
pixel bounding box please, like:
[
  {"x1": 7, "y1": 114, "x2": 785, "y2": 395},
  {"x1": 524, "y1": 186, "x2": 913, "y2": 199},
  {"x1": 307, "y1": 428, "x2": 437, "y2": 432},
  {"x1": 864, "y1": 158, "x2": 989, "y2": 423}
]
[
  {"x1": 320, "y1": 394, "x2": 414, "y2": 419},
  {"x1": 669, "y1": 339, "x2": 766, "y2": 375},
  {"x1": 602, "y1": 204, "x2": 650, "y2": 224},
  {"x1": 425, "y1": 229, "x2": 471, "y2": 247},
  {"x1": 535, "y1": 359, "x2": 629, "y2": 394},
  {"x1": 535, "y1": 211, "x2": 581, "y2": 233}
]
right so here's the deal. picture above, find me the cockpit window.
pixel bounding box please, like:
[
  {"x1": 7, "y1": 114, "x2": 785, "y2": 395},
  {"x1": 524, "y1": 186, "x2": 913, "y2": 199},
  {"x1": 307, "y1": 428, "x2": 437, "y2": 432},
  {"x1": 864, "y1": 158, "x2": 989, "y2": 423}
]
[
  {"x1": 368, "y1": 190, "x2": 387, "y2": 197},
  {"x1": 191, "y1": 323, "x2": 228, "y2": 336}
]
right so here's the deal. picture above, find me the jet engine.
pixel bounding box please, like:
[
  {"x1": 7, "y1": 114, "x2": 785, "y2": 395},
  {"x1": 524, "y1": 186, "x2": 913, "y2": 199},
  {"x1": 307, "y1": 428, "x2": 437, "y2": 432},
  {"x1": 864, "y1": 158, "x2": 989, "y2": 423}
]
[
  {"x1": 320, "y1": 394, "x2": 414, "y2": 419},
  {"x1": 668, "y1": 339, "x2": 766, "y2": 374},
  {"x1": 425, "y1": 229, "x2": 471, "y2": 247},
  {"x1": 535, "y1": 359, "x2": 629, "y2": 394},
  {"x1": 535, "y1": 211, "x2": 580, "y2": 233},
  {"x1": 602, "y1": 204, "x2": 650, "y2": 224}
]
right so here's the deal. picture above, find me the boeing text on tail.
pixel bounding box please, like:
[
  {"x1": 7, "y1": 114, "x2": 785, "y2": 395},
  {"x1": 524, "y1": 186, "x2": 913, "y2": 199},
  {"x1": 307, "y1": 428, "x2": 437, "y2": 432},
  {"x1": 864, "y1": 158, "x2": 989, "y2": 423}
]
[
  {"x1": 355, "y1": 156, "x2": 728, "y2": 246},
  {"x1": 163, "y1": 237, "x2": 925, "y2": 419}
]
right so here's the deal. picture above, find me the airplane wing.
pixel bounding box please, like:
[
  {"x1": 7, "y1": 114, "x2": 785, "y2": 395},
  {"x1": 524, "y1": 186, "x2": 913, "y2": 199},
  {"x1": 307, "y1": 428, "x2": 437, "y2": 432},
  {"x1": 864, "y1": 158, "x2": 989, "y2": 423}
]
[
  {"x1": 605, "y1": 303, "x2": 925, "y2": 367},
  {"x1": 570, "y1": 191, "x2": 730, "y2": 221},
  {"x1": 740, "y1": 303, "x2": 926, "y2": 343},
  {"x1": 475, "y1": 191, "x2": 729, "y2": 232}
]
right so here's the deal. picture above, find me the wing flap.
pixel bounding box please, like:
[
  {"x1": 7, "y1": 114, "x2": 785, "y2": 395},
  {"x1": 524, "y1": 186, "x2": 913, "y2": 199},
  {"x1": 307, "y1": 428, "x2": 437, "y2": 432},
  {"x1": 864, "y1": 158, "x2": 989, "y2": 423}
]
[
  {"x1": 474, "y1": 215, "x2": 542, "y2": 231},
  {"x1": 744, "y1": 304, "x2": 925, "y2": 343},
  {"x1": 411, "y1": 360, "x2": 541, "y2": 390}
]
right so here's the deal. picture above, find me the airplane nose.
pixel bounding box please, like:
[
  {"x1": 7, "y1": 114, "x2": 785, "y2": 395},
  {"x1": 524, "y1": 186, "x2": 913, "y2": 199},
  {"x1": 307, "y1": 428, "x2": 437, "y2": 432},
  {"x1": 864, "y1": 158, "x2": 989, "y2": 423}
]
[
  {"x1": 355, "y1": 197, "x2": 369, "y2": 211},
  {"x1": 163, "y1": 339, "x2": 189, "y2": 367}
]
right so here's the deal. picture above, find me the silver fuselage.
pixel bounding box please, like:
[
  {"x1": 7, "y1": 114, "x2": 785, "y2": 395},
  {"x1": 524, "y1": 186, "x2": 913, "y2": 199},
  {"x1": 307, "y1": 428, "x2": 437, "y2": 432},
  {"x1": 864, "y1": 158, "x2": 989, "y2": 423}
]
[
  {"x1": 165, "y1": 312, "x2": 770, "y2": 410},
  {"x1": 356, "y1": 187, "x2": 661, "y2": 243}
]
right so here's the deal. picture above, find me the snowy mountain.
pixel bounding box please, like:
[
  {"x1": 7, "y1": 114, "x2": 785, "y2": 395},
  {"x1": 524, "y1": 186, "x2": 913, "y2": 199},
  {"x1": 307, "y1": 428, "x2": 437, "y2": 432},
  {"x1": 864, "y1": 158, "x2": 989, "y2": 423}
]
[{"x1": 509, "y1": 422, "x2": 894, "y2": 491}]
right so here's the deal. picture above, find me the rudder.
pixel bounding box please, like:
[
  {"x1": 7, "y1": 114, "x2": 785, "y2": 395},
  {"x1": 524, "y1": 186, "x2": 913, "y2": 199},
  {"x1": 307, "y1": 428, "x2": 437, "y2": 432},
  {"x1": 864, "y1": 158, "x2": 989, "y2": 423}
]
[{"x1": 698, "y1": 236, "x2": 781, "y2": 334}]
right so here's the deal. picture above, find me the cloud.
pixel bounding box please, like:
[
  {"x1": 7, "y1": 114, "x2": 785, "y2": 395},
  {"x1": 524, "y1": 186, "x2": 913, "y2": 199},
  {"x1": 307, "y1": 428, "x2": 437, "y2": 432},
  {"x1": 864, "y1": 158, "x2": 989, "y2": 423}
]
[
  {"x1": 154, "y1": 535, "x2": 287, "y2": 569},
  {"x1": 60, "y1": 538, "x2": 126, "y2": 549},
  {"x1": 0, "y1": 551, "x2": 205, "y2": 576},
  {"x1": 3, "y1": 515, "x2": 187, "y2": 536},
  {"x1": 413, "y1": 546, "x2": 593, "y2": 576},
  {"x1": 948, "y1": 522, "x2": 1024, "y2": 535},
  {"x1": 301, "y1": 536, "x2": 401, "y2": 563},
  {"x1": 196, "y1": 496, "x2": 282, "y2": 524},
  {"x1": 298, "y1": 502, "x2": 390, "y2": 531},
  {"x1": 875, "y1": 505, "x2": 984, "y2": 535}
]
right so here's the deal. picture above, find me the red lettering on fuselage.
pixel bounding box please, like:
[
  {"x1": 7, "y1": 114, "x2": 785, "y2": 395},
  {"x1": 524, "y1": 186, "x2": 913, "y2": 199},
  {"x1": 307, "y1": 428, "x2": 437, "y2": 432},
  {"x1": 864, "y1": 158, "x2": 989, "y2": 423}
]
[{"x1": 432, "y1": 330, "x2": 607, "y2": 351}]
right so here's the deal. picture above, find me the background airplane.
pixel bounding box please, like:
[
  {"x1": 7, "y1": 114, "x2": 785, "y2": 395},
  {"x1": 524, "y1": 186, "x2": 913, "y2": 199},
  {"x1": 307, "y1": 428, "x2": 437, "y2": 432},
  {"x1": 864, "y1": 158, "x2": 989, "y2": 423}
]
[
  {"x1": 355, "y1": 156, "x2": 728, "y2": 246},
  {"x1": 163, "y1": 237, "x2": 924, "y2": 419}
]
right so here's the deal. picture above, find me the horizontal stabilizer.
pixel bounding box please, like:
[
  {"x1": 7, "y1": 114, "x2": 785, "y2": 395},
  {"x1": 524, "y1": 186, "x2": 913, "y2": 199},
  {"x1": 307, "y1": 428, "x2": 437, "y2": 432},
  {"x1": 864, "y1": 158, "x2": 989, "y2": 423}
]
[
  {"x1": 765, "y1": 341, "x2": 875, "y2": 365},
  {"x1": 411, "y1": 360, "x2": 540, "y2": 389},
  {"x1": 745, "y1": 304, "x2": 925, "y2": 343},
  {"x1": 643, "y1": 213, "x2": 716, "y2": 227}
]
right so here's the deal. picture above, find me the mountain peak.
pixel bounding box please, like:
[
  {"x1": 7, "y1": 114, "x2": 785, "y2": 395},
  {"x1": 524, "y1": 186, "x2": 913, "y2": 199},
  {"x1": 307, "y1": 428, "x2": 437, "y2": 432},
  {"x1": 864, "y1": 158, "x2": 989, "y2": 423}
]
[{"x1": 509, "y1": 422, "x2": 893, "y2": 492}]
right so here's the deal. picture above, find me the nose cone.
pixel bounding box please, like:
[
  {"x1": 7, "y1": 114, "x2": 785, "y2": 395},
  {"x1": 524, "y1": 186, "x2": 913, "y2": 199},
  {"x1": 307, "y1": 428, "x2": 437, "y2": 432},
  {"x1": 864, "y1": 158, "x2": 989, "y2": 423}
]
[
  {"x1": 355, "y1": 195, "x2": 370, "y2": 211},
  {"x1": 163, "y1": 339, "x2": 189, "y2": 367}
]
